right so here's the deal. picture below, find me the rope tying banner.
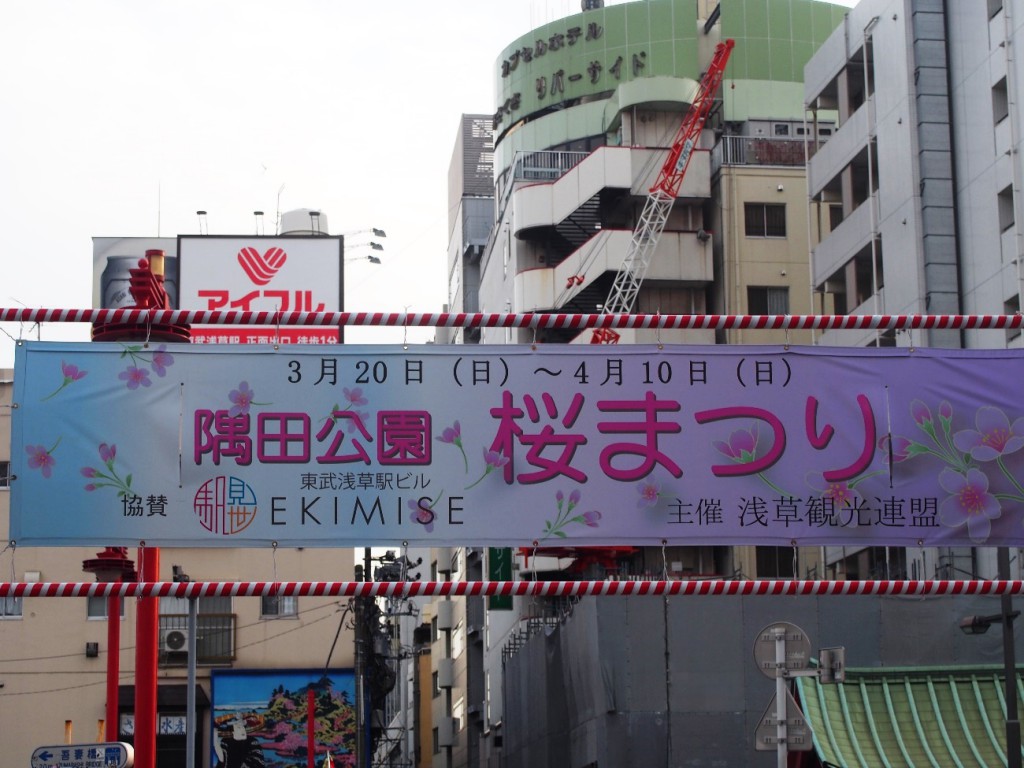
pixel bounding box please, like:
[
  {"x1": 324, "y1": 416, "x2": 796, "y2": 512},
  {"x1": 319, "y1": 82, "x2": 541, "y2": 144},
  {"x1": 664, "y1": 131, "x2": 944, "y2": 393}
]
[
  {"x1": 1, "y1": 580, "x2": 1021, "y2": 598},
  {"x1": 2, "y1": 308, "x2": 1023, "y2": 331}
]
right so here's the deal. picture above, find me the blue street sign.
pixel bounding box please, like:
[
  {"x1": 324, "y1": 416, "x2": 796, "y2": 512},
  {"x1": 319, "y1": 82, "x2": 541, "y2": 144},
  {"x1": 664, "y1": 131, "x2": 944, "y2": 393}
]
[{"x1": 31, "y1": 742, "x2": 134, "y2": 768}]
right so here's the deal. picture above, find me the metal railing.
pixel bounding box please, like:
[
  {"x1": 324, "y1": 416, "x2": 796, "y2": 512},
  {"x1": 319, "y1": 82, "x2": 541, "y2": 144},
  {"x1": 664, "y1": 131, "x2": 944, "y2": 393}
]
[
  {"x1": 495, "y1": 150, "x2": 589, "y2": 218},
  {"x1": 714, "y1": 135, "x2": 820, "y2": 167},
  {"x1": 158, "y1": 612, "x2": 236, "y2": 665}
]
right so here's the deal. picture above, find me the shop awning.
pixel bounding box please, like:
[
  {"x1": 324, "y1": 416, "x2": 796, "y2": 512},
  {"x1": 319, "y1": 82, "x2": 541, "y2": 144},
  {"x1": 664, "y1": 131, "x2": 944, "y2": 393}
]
[{"x1": 796, "y1": 667, "x2": 1024, "y2": 767}]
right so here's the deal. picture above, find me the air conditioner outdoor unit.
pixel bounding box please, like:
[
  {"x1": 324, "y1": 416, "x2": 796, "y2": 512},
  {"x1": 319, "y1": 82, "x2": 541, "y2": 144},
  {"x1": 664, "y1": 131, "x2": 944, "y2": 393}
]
[{"x1": 162, "y1": 629, "x2": 189, "y2": 653}]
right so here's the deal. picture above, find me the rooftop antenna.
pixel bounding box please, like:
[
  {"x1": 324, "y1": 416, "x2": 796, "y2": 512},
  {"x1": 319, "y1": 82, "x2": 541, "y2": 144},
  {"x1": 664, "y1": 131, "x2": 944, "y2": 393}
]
[
  {"x1": 254, "y1": 211, "x2": 264, "y2": 236},
  {"x1": 196, "y1": 210, "x2": 208, "y2": 235},
  {"x1": 275, "y1": 184, "x2": 285, "y2": 235}
]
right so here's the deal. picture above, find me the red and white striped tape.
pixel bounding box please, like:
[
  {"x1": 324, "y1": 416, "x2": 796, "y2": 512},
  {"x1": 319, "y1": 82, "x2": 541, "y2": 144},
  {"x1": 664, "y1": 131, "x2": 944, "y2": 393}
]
[
  {"x1": 1, "y1": 580, "x2": 1020, "y2": 599},
  {"x1": 2, "y1": 308, "x2": 1023, "y2": 331}
]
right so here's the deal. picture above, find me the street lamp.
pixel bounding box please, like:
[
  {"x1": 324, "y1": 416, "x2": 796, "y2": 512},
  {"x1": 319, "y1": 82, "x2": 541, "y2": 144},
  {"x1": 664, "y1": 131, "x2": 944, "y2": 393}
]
[
  {"x1": 961, "y1": 547, "x2": 1022, "y2": 768},
  {"x1": 346, "y1": 255, "x2": 382, "y2": 265},
  {"x1": 959, "y1": 612, "x2": 1021, "y2": 635},
  {"x1": 344, "y1": 228, "x2": 387, "y2": 239}
]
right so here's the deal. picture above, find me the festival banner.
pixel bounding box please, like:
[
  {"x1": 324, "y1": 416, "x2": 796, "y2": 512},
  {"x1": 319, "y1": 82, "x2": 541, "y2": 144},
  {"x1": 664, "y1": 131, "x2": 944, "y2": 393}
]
[{"x1": 10, "y1": 341, "x2": 1024, "y2": 548}]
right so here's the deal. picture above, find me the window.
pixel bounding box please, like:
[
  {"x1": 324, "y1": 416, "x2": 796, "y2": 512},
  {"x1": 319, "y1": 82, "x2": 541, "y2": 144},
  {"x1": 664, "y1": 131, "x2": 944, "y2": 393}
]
[
  {"x1": 744, "y1": 203, "x2": 786, "y2": 237},
  {"x1": 452, "y1": 620, "x2": 465, "y2": 659},
  {"x1": 432, "y1": 727, "x2": 441, "y2": 754},
  {"x1": 453, "y1": 697, "x2": 466, "y2": 732},
  {"x1": 0, "y1": 595, "x2": 23, "y2": 618},
  {"x1": 999, "y1": 184, "x2": 1015, "y2": 233},
  {"x1": 432, "y1": 671, "x2": 441, "y2": 698},
  {"x1": 747, "y1": 287, "x2": 790, "y2": 315},
  {"x1": 829, "y1": 204, "x2": 844, "y2": 231},
  {"x1": 260, "y1": 595, "x2": 297, "y2": 618},
  {"x1": 158, "y1": 595, "x2": 234, "y2": 664},
  {"x1": 87, "y1": 595, "x2": 126, "y2": 619},
  {"x1": 756, "y1": 547, "x2": 795, "y2": 579},
  {"x1": 994, "y1": 77, "x2": 1009, "y2": 124},
  {"x1": 773, "y1": 123, "x2": 790, "y2": 136},
  {"x1": 1007, "y1": 295, "x2": 1021, "y2": 343},
  {"x1": 0, "y1": 460, "x2": 9, "y2": 488}
]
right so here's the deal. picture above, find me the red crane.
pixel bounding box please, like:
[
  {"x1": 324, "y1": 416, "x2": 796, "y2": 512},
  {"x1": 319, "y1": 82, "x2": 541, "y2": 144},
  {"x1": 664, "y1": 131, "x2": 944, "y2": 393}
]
[{"x1": 592, "y1": 38, "x2": 735, "y2": 344}]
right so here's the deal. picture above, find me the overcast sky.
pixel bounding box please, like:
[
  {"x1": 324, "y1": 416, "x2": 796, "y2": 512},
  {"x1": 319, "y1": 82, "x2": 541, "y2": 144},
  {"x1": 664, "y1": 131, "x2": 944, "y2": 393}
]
[{"x1": 0, "y1": 0, "x2": 857, "y2": 368}]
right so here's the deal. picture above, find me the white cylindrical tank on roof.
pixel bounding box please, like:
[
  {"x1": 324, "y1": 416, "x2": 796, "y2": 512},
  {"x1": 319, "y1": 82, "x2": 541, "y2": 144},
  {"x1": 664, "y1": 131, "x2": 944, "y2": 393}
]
[{"x1": 279, "y1": 208, "x2": 330, "y2": 235}]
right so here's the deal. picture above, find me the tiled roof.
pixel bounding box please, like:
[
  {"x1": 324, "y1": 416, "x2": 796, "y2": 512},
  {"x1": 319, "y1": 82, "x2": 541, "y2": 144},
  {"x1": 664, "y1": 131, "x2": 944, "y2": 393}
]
[{"x1": 796, "y1": 667, "x2": 1023, "y2": 766}]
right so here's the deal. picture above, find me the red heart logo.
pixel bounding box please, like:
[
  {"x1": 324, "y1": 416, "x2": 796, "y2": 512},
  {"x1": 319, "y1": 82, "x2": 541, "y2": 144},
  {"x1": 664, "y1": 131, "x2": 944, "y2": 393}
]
[{"x1": 237, "y1": 246, "x2": 287, "y2": 285}]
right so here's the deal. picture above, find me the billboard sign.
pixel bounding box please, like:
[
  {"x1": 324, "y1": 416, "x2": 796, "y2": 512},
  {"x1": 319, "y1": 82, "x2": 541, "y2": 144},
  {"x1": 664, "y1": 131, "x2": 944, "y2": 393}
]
[
  {"x1": 31, "y1": 742, "x2": 133, "y2": 768},
  {"x1": 12, "y1": 341, "x2": 1024, "y2": 548},
  {"x1": 177, "y1": 235, "x2": 343, "y2": 344},
  {"x1": 211, "y1": 669, "x2": 355, "y2": 768}
]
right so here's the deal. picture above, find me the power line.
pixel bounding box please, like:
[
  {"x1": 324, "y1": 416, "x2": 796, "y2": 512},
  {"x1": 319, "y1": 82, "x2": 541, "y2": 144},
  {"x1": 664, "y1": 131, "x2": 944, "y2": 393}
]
[
  {"x1": 0, "y1": 598, "x2": 342, "y2": 663},
  {"x1": 0, "y1": 604, "x2": 350, "y2": 698}
]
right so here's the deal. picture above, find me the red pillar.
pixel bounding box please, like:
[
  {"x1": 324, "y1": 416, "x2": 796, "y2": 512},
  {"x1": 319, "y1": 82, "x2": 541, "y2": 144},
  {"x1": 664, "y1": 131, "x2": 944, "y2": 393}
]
[
  {"x1": 135, "y1": 546, "x2": 160, "y2": 768},
  {"x1": 307, "y1": 687, "x2": 316, "y2": 768},
  {"x1": 105, "y1": 592, "x2": 121, "y2": 741}
]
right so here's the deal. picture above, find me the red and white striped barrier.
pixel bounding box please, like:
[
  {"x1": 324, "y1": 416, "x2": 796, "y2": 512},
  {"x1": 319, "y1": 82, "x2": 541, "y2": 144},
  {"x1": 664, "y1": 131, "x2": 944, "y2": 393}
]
[
  {"x1": 1, "y1": 580, "x2": 1021, "y2": 599},
  {"x1": 2, "y1": 308, "x2": 1023, "y2": 332}
]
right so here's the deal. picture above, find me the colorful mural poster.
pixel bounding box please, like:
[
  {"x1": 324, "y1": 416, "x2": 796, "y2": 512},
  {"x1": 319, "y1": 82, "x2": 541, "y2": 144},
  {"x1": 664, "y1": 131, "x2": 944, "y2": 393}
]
[{"x1": 210, "y1": 668, "x2": 356, "y2": 768}]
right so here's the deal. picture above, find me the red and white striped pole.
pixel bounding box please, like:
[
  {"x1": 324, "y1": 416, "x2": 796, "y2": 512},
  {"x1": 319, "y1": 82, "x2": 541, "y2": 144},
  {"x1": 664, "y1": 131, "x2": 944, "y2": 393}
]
[
  {"x1": 2, "y1": 579, "x2": 1022, "y2": 599},
  {"x1": 2, "y1": 307, "x2": 1024, "y2": 333}
]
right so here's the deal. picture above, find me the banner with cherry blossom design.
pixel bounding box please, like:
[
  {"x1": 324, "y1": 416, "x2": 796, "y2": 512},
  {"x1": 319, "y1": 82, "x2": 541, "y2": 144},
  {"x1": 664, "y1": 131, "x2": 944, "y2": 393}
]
[{"x1": 10, "y1": 341, "x2": 1024, "y2": 547}]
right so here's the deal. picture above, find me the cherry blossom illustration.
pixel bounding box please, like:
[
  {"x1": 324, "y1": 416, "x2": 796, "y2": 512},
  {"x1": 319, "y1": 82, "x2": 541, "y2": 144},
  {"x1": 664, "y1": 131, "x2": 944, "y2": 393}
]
[
  {"x1": 119, "y1": 366, "x2": 152, "y2": 390},
  {"x1": 712, "y1": 423, "x2": 793, "y2": 496},
  {"x1": 407, "y1": 493, "x2": 444, "y2": 534},
  {"x1": 938, "y1": 467, "x2": 1002, "y2": 543},
  {"x1": 322, "y1": 387, "x2": 369, "y2": 434},
  {"x1": 117, "y1": 343, "x2": 176, "y2": 390},
  {"x1": 953, "y1": 405, "x2": 1024, "y2": 499},
  {"x1": 636, "y1": 478, "x2": 662, "y2": 510},
  {"x1": 466, "y1": 448, "x2": 510, "y2": 489},
  {"x1": 42, "y1": 360, "x2": 87, "y2": 400},
  {"x1": 26, "y1": 438, "x2": 61, "y2": 479},
  {"x1": 886, "y1": 400, "x2": 1024, "y2": 543},
  {"x1": 887, "y1": 399, "x2": 970, "y2": 472},
  {"x1": 542, "y1": 489, "x2": 601, "y2": 539},
  {"x1": 228, "y1": 381, "x2": 270, "y2": 416},
  {"x1": 81, "y1": 442, "x2": 134, "y2": 497},
  {"x1": 436, "y1": 421, "x2": 468, "y2": 472}
]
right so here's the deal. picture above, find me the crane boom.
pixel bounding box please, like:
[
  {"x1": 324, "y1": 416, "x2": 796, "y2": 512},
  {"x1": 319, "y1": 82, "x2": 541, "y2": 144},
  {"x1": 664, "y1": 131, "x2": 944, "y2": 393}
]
[{"x1": 593, "y1": 38, "x2": 735, "y2": 344}]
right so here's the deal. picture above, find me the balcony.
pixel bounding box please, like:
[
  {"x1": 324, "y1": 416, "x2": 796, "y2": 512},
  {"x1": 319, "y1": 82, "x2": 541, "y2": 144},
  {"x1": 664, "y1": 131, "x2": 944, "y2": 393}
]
[
  {"x1": 807, "y1": 104, "x2": 870, "y2": 199},
  {"x1": 436, "y1": 657, "x2": 455, "y2": 689},
  {"x1": 514, "y1": 228, "x2": 714, "y2": 314},
  {"x1": 158, "y1": 612, "x2": 236, "y2": 666},
  {"x1": 512, "y1": 146, "x2": 711, "y2": 234},
  {"x1": 714, "y1": 135, "x2": 817, "y2": 167},
  {"x1": 435, "y1": 600, "x2": 454, "y2": 631}
]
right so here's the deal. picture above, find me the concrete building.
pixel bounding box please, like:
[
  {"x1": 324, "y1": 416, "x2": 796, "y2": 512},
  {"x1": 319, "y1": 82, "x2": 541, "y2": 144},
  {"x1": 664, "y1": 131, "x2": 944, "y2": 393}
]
[
  {"x1": 444, "y1": 115, "x2": 496, "y2": 346},
  {"x1": 803, "y1": 0, "x2": 1024, "y2": 584}
]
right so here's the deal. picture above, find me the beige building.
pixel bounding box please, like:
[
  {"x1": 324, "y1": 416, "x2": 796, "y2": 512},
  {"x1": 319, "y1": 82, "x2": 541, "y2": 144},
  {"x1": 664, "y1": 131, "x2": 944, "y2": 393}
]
[{"x1": 0, "y1": 369, "x2": 356, "y2": 767}]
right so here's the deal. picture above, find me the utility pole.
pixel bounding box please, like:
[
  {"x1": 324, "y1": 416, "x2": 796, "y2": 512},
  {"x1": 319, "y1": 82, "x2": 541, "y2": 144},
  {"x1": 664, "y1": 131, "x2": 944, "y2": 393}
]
[{"x1": 354, "y1": 547, "x2": 372, "y2": 768}]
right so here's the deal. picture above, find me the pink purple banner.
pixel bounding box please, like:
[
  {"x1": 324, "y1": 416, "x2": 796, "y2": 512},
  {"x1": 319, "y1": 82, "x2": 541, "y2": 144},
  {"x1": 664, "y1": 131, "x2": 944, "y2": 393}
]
[{"x1": 10, "y1": 341, "x2": 1024, "y2": 548}]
